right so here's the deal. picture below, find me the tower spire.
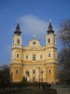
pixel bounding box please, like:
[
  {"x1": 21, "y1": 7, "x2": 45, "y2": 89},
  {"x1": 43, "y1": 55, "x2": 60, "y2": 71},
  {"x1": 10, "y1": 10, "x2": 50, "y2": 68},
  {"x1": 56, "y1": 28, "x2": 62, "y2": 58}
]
[
  {"x1": 14, "y1": 24, "x2": 21, "y2": 35},
  {"x1": 47, "y1": 19, "x2": 54, "y2": 34},
  {"x1": 49, "y1": 18, "x2": 52, "y2": 23}
]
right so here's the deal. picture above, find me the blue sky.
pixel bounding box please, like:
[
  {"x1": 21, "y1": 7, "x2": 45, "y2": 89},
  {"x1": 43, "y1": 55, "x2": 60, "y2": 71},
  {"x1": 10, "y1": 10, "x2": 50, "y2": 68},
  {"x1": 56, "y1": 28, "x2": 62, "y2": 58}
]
[{"x1": 0, "y1": 0, "x2": 70, "y2": 65}]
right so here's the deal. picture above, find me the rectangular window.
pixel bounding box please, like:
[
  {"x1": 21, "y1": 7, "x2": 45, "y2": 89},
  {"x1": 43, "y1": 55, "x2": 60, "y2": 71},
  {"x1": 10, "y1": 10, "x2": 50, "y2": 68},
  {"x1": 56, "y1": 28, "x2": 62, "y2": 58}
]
[
  {"x1": 54, "y1": 39, "x2": 55, "y2": 43},
  {"x1": 26, "y1": 55, "x2": 28, "y2": 59},
  {"x1": 48, "y1": 38, "x2": 50, "y2": 43},
  {"x1": 26, "y1": 71, "x2": 29, "y2": 76},
  {"x1": 17, "y1": 54, "x2": 19, "y2": 58},
  {"x1": 16, "y1": 70, "x2": 18, "y2": 74},
  {"x1": 48, "y1": 69, "x2": 51, "y2": 74},
  {"x1": 33, "y1": 70, "x2": 35, "y2": 74},
  {"x1": 33, "y1": 55, "x2": 36, "y2": 61},
  {"x1": 40, "y1": 55, "x2": 42, "y2": 59},
  {"x1": 48, "y1": 53, "x2": 50, "y2": 57}
]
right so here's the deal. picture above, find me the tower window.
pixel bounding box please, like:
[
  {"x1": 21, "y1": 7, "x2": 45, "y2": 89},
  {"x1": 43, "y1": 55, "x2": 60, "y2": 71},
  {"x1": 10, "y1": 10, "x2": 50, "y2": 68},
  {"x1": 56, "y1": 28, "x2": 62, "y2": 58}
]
[
  {"x1": 48, "y1": 53, "x2": 51, "y2": 57},
  {"x1": 48, "y1": 69, "x2": 51, "y2": 73},
  {"x1": 12, "y1": 54, "x2": 13, "y2": 58},
  {"x1": 13, "y1": 40, "x2": 14, "y2": 44},
  {"x1": 17, "y1": 39, "x2": 20, "y2": 44},
  {"x1": 33, "y1": 54, "x2": 36, "y2": 61},
  {"x1": 54, "y1": 39, "x2": 55, "y2": 43},
  {"x1": 17, "y1": 54, "x2": 19, "y2": 58},
  {"x1": 16, "y1": 70, "x2": 18, "y2": 74},
  {"x1": 48, "y1": 38, "x2": 50, "y2": 43}
]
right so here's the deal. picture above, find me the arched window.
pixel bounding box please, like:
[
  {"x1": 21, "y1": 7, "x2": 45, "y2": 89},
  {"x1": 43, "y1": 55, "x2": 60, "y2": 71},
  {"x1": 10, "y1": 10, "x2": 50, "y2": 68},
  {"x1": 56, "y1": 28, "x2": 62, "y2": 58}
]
[
  {"x1": 26, "y1": 71, "x2": 29, "y2": 76},
  {"x1": 48, "y1": 53, "x2": 51, "y2": 57},
  {"x1": 48, "y1": 69, "x2": 51, "y2": 73},
  {"x1": 40, "y1": 55, "x2": 42, "y2": 59},
  {"x1": 33, "y1": 54, "x2": 36, "y2": 61},
  {"x1": 17, "y1": 39, "x2": 20, "y2": 44},
  {"x1": 33, "y1": 70, "x2": 35, "y2": 74},
  {"x1": 12, "y1": 53, "x2": 13, "y2": 58},
  {"x1": 48, "y1": 38, "x2": 50, "y2": 43},
  {"x1": 17, "y1": 54, "x2": 19, "y2": 58},
  {"x1": 13, "y1": 40, "x2": 14, "y2": 44},
  {"x1": 54, "y1": 39, "x2": 55, "y2": 43},
  {"x1": 26, "y1": 55, "x2": 28, "y2": 59},
  {"x1": 16, "y1": 70, "x2": 19, "y2": 74}
]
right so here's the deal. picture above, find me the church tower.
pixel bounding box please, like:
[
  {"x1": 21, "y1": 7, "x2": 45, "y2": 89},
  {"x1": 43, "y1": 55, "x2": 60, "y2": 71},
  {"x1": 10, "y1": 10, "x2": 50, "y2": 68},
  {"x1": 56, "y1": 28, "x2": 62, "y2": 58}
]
[
  {"x1": 12, "y1": 24, "x2": 22, "y2": 48},
  {"x1": 10, "y1": 24, "x2": 23, "y2": 82},
  {"x1": 46, "y1": 21, "x2": 58, "y2": 84}
]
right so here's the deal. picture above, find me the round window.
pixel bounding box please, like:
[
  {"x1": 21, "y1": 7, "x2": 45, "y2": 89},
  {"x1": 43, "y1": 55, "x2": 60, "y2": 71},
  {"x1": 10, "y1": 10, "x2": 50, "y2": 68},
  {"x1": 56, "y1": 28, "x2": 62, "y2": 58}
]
[{"x1": 33, "y1": 42, "x2": 36, "y2": 45}]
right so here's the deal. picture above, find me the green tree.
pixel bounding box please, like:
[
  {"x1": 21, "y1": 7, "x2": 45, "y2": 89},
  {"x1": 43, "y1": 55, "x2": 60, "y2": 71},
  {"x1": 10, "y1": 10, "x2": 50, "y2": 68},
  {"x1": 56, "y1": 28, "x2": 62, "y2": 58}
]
[{"x1": 0, "y1": 65, "x2": 10, "y2": 88}]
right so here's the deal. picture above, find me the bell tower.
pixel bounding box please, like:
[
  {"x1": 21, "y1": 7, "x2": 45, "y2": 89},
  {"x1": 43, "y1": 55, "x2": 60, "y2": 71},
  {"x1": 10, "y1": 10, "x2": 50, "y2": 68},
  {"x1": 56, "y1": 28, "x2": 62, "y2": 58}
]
[
  {"x1": 45, "y1": 21, "x2": 58, "y2": 84},
  {"x1": 10, "y1": 24, "x2": 23, "y2": 82},
  {"x1": 46, "y1": 21, "x2": 56, "y2": 47},
  {"x1": 12, "y1": 24, "x2": 22, "y2": 48}
]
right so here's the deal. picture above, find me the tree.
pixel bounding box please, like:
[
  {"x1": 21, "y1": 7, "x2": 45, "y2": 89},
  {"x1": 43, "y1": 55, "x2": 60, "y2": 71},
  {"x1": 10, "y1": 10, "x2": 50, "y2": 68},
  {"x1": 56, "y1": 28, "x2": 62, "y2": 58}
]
[
  {"x1": 59, "y1": 20, "x2": 70, "y2": 47},
  {"x1": 58, "y1": 20, "x2": 70, "y2": 83},
  {"x1": 0, "y1": 65, "x2": 10, "y2": 88},
  {"x1": 58, "y1": 48, "x2": 70, "y2": 83}
]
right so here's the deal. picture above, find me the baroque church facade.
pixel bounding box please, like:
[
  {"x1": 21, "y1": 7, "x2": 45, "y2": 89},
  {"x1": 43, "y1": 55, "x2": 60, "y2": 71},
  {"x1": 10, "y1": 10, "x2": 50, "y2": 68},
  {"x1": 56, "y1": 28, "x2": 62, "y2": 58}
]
[{"x1": 10, "y1": 22, "x2": 58, "y2": 84}]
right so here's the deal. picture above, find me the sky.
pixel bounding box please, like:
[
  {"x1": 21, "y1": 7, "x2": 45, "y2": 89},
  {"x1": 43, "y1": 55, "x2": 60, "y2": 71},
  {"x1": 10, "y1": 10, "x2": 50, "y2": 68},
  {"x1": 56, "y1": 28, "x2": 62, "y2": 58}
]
[{"x1": 0, "y1": 0, "x2": 70, "y2": 66}]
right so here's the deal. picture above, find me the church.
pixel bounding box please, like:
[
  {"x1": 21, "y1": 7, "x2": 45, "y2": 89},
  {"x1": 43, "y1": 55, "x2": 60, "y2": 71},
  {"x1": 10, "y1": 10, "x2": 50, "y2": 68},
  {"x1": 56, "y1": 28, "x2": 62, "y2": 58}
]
[{"x1": 10, "y1": 21, "x2": 58, "y2": 84}]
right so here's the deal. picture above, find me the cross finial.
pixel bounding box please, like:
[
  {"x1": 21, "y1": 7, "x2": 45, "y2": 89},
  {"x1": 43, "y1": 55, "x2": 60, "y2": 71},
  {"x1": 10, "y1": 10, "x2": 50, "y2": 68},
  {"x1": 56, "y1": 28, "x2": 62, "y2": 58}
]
[
  {"x1": 34, "y1": 34, "x2": 36, "y2": 38},
  {"x1": 49, "y1": 19, "x2": 52, "y2": 23}
]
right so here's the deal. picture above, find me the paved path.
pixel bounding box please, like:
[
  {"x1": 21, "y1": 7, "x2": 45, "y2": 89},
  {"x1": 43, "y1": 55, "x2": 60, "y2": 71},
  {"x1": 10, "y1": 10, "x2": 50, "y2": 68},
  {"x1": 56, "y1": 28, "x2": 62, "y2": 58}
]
[
  {"x1": 52, "y1": 85, "x2": 70, "y2": 94},
  {"x1": 55, "y1": 88, "x2": 70, "y2": 94},
  {"x1": 0, "y1": 85, "x2": 70, "y2": 94}
]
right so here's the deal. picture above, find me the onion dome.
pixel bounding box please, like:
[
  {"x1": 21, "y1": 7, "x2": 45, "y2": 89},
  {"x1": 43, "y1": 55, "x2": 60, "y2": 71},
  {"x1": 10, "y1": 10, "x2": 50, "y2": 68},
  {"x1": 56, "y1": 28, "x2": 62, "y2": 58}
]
[
  {"x1": 47, "y1": 22, "x2": 54, "y2": 34},
  {"x1": 14, "y1": 24, "x2": 21, "y2": 35}
]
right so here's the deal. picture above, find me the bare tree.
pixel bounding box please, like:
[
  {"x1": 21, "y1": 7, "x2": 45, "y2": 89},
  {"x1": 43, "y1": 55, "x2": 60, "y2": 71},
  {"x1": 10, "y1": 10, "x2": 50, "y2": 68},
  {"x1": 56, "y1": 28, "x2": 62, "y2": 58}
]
[
  {"x1": 59, "y1": 20, "x2": 70, "y2": 47},
  {"x1": 58, "y1": 20, "x2": 70, "y2": 84}
]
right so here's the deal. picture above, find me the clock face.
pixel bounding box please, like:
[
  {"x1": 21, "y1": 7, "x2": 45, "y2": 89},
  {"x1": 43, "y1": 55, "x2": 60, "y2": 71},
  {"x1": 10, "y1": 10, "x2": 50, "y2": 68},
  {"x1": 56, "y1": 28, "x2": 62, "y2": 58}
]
[{"x1": 33, "y1": 41, "x2": 36, "y2": 45}]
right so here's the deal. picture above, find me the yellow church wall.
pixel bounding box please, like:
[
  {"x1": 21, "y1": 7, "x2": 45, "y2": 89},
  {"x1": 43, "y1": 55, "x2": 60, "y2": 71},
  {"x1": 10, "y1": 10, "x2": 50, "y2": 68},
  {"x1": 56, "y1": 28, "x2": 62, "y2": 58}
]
[
  {"x1": 10, "y1": 64, "x2": 23, "y2": 82},
  {"x1": 10, "y1": 23, "x2": 58, "y2": 84},
  {"x1": 46, "y1": 65, "x2": 57, "y2": 83},
  {"x1": 22, "y1": 50, "x2": 46, "y2": 61},
  {"x1": 22, "y1": 65, "x2": 47, "y2": 82}
]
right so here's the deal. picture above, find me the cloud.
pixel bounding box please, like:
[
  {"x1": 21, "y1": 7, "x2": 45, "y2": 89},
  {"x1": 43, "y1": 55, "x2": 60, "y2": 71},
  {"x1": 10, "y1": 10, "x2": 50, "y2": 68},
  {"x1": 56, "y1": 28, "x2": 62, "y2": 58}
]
[
  {"x1": 18, "y1": 15, "x2": 58, "y2": 46},
  {"x1": 18, "y1": 15, "x2": 49, "y2": 38}
]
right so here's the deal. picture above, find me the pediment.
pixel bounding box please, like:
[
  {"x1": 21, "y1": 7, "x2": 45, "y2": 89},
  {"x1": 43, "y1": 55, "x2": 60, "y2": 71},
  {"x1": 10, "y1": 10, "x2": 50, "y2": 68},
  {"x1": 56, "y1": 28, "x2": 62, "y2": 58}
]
[{"x1": 23, "y1": 46, "x2": 45, "y2": 51}]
